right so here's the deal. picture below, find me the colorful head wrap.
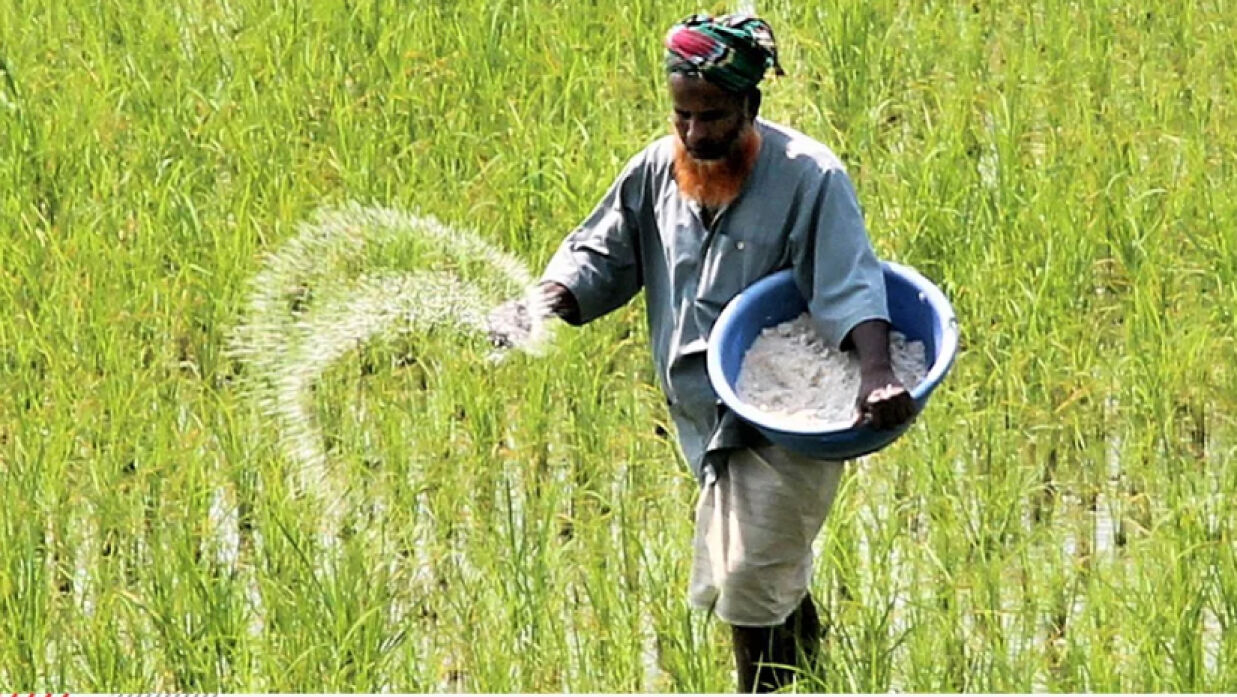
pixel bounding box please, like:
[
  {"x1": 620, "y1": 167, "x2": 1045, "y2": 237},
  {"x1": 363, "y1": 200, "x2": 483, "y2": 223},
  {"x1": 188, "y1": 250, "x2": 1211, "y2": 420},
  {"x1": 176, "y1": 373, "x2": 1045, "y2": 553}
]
[{"x1": 664, "y1": 13, "x2": 785, "y2": 93}]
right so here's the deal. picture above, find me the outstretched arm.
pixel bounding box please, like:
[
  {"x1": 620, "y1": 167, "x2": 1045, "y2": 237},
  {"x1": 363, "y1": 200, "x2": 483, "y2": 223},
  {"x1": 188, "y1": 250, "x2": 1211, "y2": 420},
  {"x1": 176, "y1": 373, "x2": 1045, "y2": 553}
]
[
  {"x1": 486, "y1": 156, "x2": 645, "y2": 347},
  {"x1": 538, "y1": 155, "x2": 646, "y2": 325}
]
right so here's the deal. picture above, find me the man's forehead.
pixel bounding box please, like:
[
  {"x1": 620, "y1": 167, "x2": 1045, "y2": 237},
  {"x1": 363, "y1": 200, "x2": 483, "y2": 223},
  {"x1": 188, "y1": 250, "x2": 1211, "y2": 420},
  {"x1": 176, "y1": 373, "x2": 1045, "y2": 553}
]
[{"x1": 668, "y1": 73, "x2": 744, "y2": 108}]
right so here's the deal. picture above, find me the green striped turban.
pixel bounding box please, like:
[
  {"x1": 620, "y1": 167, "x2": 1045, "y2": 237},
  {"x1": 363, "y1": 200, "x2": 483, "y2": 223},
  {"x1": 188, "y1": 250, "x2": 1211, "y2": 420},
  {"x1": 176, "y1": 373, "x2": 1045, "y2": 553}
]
[{"x1": 664, "y1": 13, "x2": 785, "y2": 93}]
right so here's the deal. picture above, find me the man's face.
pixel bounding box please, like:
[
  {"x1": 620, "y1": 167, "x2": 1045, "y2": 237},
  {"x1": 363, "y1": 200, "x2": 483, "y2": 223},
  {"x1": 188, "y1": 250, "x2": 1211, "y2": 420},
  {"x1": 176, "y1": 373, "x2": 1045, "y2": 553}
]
[{"x1": 668, "y1": 73, "x2": 752, "y2": 161}]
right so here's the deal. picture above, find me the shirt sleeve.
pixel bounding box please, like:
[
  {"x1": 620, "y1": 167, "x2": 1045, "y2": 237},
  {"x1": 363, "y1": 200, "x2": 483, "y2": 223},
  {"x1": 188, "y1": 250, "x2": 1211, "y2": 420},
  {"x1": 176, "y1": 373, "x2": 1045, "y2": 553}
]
[
  {"x1": 539, "y1": 154, "x2": 646, "y2": 325},
  {"x1": 791, "y1": 167, "x2": 889, "y2": 349}
]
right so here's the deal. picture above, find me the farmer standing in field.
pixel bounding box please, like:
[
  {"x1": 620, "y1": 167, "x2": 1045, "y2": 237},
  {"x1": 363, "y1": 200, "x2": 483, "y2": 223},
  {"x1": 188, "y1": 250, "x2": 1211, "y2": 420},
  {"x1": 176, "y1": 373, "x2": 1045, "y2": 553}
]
[{"x1": 497, "y1": 13, "x2": 915, "y2": 692}]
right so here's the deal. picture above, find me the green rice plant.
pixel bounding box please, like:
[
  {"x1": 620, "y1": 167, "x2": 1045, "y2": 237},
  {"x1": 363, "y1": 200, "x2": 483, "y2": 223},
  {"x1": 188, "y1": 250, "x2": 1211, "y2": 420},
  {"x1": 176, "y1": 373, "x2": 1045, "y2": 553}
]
[{"x1": 0, "y1": 0, "x2": 1234, "y2": 691}]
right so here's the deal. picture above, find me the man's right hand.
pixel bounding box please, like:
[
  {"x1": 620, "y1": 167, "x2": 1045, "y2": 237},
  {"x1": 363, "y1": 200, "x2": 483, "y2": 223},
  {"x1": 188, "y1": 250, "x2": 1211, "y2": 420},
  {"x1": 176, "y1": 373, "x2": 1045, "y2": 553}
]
[
  {"x1": 537, "y1": 281, "x2": 580, "y2": 324},
  {"x1": 485, "y1": 282, "x2": 579, "y2": 349}
]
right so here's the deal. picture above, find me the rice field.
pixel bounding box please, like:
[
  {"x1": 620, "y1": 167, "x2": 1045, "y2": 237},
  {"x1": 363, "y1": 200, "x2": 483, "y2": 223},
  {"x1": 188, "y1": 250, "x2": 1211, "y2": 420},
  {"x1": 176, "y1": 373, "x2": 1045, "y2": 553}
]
[{"x1": 2, "y1": 0, "x2": 1235, "y2": 691}]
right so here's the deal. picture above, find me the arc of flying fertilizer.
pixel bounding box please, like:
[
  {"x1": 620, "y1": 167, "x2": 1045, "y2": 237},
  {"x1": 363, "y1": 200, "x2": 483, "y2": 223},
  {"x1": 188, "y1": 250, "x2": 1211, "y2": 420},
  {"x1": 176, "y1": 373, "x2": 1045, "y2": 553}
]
[{"x1": 227, "y1": 203, "x2": 554, "y2": 534}]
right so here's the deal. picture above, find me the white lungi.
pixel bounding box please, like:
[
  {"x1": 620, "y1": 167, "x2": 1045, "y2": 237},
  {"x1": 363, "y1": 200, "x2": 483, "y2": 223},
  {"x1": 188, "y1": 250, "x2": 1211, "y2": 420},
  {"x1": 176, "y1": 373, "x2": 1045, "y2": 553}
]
[{"x1": 689, "y1": 444, "x2": 845, "y2": 627}]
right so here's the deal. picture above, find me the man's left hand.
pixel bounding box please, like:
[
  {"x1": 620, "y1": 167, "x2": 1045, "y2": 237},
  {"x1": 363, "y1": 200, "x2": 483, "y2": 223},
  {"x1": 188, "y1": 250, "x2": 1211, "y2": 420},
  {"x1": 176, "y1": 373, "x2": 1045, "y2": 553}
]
[{"x1": 854, "y1": 367, "x2": 916, "y2": 430}]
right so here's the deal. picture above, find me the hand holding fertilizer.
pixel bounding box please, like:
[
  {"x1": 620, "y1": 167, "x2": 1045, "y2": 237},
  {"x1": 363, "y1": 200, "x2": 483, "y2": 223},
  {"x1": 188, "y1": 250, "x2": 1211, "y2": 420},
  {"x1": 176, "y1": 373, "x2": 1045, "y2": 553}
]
[{"x1": 484, "y1": 282, "x2": 577, "y2": 352}]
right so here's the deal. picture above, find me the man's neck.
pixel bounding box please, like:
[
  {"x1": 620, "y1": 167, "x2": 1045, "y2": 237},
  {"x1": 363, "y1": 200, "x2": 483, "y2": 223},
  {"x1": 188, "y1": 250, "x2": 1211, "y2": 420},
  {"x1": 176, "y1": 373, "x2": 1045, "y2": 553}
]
[{"x1": 700, "y1": 205, "x2": 719, "y2": 229}]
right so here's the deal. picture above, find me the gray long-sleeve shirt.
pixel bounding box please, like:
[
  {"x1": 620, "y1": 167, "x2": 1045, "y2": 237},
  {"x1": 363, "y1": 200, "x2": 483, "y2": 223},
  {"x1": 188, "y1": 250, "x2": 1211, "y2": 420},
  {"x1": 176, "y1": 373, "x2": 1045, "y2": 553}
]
[{"x1": 542, "y1": 118, "x2": 888, "y2": 480}]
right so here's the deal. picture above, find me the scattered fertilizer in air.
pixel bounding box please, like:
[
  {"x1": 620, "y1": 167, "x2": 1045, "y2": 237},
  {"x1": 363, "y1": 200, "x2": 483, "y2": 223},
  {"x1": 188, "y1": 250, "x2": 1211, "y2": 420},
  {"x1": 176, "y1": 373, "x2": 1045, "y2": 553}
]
[
  {"x1": 227, "y1": 203, "x2": 555, "y2": 535},
  {"x1": 736, "y1": 313, "x2": 927, "y2": 427}
]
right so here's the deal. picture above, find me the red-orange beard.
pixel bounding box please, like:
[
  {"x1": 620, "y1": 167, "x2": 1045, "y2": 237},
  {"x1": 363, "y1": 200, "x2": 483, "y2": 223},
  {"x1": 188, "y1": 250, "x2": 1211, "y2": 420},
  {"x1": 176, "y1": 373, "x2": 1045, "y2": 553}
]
[{"x1": 673, "y1": 127, "x2": 762, "y2": 209}]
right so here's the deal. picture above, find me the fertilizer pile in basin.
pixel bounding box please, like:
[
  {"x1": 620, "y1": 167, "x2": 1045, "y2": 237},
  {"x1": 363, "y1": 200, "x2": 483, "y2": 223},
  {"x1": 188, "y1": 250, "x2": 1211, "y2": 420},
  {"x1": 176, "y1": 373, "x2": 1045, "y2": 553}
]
[{"x1": 735, "y1": 313, "x2": 928, "y2": 428}]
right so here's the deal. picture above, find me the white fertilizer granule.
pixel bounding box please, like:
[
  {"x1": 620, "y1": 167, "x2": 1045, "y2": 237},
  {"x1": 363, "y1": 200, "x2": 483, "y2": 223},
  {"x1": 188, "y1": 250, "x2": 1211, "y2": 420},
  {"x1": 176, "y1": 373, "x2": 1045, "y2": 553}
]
[{"x1": 736, "y1": 313, "x2": 929, "y2": 428}]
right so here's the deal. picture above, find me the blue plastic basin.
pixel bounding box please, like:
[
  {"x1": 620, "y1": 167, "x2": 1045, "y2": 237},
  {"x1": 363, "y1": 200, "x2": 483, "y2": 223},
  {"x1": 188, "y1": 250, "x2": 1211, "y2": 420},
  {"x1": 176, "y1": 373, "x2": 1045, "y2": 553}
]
[{"x1": 706, "y1": 261, "x2": 959, "y2": 461}]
